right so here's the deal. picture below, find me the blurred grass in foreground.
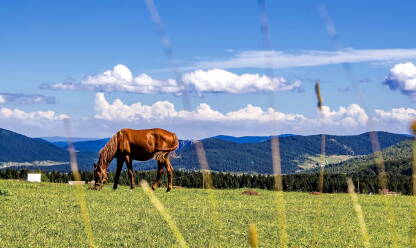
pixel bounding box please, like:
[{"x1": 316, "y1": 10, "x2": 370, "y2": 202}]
[{"x1": 0, "y1": 179, "x2": 413, "y2": 247}]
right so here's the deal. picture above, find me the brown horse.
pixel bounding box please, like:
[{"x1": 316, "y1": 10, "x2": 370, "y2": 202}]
[{"x1": 93, "y1": 128, "x2": 179, "y2": 192}]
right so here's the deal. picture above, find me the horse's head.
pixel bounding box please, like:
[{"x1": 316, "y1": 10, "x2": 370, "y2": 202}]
[{"x1": 93, "y1": 162, "x2": 108, "y2": 190}]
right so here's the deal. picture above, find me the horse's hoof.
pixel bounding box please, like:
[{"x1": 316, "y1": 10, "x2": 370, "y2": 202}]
[{"x1": 166, "y1": 188, "x2": 172, "y2": 192}]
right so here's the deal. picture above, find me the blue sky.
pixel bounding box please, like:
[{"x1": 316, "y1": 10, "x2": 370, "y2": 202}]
[{"x1": 0, "y1": 0, "x2": 415, "y2": 138}]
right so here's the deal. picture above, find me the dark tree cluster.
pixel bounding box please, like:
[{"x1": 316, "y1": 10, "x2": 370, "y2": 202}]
[{"x1": 0, "y1": 168, "x2": 412, "y2": 194}]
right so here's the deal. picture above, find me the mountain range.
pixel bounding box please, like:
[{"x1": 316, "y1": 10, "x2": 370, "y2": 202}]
[
  {"x1": 38, "y1": 136, "x2": 100, "y2": 143},
  {"x1": 171, "y1": 132, "x2": 412, "y2": 174},
  {"x1": 212, "y1": 134, "x2": 294, "y2": 144},
  {"x1": 0, "y1": 127, "x2": 412, "y2": 174}
]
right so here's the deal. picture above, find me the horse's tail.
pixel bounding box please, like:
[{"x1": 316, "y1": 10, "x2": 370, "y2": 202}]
[
  {"x1": 154, "y1": 151, "x2": 179, "y2": 162},
  {"x1": 154, "y1": 133, "x2": 180, "y2": 162}
]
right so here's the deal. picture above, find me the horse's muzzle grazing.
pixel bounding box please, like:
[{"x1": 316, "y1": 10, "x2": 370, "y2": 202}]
[{"x1": 93, "y1": 183, "x2": 103, "y2": 190}]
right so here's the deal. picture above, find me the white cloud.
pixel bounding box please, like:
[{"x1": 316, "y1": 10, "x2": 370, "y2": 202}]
[
  {"x1": 94, "y1": 93, "x2": 307, "y2": 123},
  {"x1": 374, "y1": 107, "x2": 416, "y2": 122},
  {"x1": 0, "y1": 95, "x2": 5, "y2": 104},
  {"x1": 44, "y1": 64, "x2": 183, "y2": 94},
  {"x1": 2, "y1": 93, "x2": 413, "y2": 138},
  {"x1": 94, "y1": 92, "x2": 179, "y2": 121},
  {"x1": 0, "y1": 107, "x2": 70, "y2": 137},
  {"x1": 42, "y1": 65, "x2": 301, "y2": 95},
  {"x1": 373, "y1": 107, "x2": 416, "y2": 134},
  {"x1": 383, "y1": 62, "x2": 416, "y2": 98},
  {"x1": 319, "y1": 104, "x2": 369, "y2": 128},
  {"x1": 90, "y1": 93, "x2": 416, "y2": 138},
  {"x1": 182, "y1": 69, "x2": 301, "y2": 94},
  {"x1": 0, "y1": 107, "x2": 69, "y2": 121},
  {"x1": 190, "y1": 48, "x2": 416, "y2": 70},
  {"x1": 92, "y1": 93, "x2": 380, "y2": 138}
]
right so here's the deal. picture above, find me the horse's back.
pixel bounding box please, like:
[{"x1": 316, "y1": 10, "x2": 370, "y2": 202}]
[{"x1": 120, "y1": 128, "x2": 178, "y2": 152}]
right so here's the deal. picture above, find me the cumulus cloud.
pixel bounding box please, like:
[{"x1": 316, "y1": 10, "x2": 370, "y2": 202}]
[
  {"x1": 94, "y1": 93, "x2": 306, "y2": 123},
  {"x1": 0, "y1": 93, "x2": 56, "y2": 104},
  {"x1": 91, "y1": 93, "x2": 382, "y2": 138},
  {"x1": 0, "y1": 106, "x2": 70, "y2": 137},
  {"x1": 319, "y1": 104, "x2": 369, "y2": 128},
  {"x1": 0, "y1": 108, "x2": 68, "y2": 121},
  {"x1": 89, "y1": 93, "x2": 416, "y2": 138},
  {"x1": 2, "y1": 93, "x2": 413, "y2": 138},
  {"x1": 373, "y1": 107, "x2": 416, "y2": 134},
  {"x1": 94, "y1": 92, "x2": 179, "y2": 121},
  {"x1": 190, "y1": 49, "x2": 416, "y2": 70},
  {"x1": 182, "y1": 69, "x2": 301, "y2": 94},
  {"x1": 42, "y1": 64, "x2": 183, "y2": 94},
  {"x1": 383, "y1": 62, "x2": 416, "y2": 98},
  {"x1": 42, "y1": 65, "x2": 301, "y2": 95},
  {"x1": 374, "y1": 107, "x2": 416, "y2": 122}
]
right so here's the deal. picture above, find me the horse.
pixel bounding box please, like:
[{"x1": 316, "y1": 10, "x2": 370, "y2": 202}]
[{"x1": 93, "y1": 128, "x2": 179, "y2": 192}]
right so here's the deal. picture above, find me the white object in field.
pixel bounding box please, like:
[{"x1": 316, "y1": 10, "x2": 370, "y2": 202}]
[
  {"x1": 68, "y1": 181, "x2": 85, "y2": 185},
  {"x1": 27, "y1": 173, "x2": 41, "y2": 182}
]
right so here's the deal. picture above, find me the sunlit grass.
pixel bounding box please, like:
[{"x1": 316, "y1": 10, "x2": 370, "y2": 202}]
[{"x1": 0, "y1": 179, "x2": 413, "y2": 247}]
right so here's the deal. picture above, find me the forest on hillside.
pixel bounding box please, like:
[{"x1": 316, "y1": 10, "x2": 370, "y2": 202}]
[{"x1": 1, "y1": 168, "x2": 412, "y2": 195}]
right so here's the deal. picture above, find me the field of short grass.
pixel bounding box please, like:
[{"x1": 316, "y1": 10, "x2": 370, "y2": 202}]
[{"x1": 0, "y1": 179, "x2": 413, "y2": 247}]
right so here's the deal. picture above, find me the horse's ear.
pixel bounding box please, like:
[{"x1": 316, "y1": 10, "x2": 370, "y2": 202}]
[{"x1": 93, "y1": 163, "x2": 97, "y2": 168}]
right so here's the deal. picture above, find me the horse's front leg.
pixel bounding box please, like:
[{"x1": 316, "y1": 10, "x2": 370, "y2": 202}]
[
  {"x1": 152, "y1": 161, "x2": 164, "y2": 190},
  {"x1": 113, "y1": 158, "x2": 123, "y2": 190},
  {"x1": 126, "y1": 156, "x2": 135, "y2": 189}
]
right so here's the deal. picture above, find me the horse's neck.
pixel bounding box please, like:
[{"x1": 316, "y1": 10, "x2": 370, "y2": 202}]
[{"x1": 98, "y1": 156, "x2": 109, "y2": 171}]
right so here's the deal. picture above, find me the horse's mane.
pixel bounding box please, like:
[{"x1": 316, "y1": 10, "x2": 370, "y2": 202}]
[{"x1": 97, "y1": 131, "x2": 122, "y2": 170}]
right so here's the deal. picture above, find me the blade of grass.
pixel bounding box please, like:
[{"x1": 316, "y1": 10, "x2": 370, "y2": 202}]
[
  {"x1": 257, "y1": 1, "x2": 289, "y2": 246},
  {"x1": 144, "y1": 0, "x2": 223, "y2": 242},
  {"x1": 64, "y1": 119, "x2": 96, "y2": 248},
  {"x1": 347, "y1": 178, "x2": 370, "y2": 248},
  {"x1": 248, "y1": 223, "x2": 259, "y2": 248},
  {"x1": 140, "y1": 180, "x2": 189, "y2": 248}
]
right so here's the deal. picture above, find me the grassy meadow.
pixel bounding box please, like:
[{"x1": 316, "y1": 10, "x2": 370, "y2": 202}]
[{"x1": 0, "y1": 179, "x2": 414, "y2": 247}]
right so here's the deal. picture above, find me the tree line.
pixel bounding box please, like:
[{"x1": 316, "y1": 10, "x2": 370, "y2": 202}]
[{"x1": 0, "y1": 168, "x2": 412, "y2": 194}]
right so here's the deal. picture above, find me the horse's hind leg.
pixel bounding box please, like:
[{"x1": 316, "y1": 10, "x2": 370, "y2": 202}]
[
  {"x1": 165, "y1": 159, "x2": 174, "y2": 192},
  {"x1": 113, "y1": 158, "x2": 123, "y2": 190},
  {"x1": 126, "y1": 156, "x2": 135, "y2": 189},
  {"x1": 151, "y1": 161, "x2": 164, "y2": 191}
]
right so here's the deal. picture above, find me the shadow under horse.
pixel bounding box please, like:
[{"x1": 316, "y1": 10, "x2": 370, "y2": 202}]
[{"x1": 93, "y1": 128, "x2": 179, "y2": 192}]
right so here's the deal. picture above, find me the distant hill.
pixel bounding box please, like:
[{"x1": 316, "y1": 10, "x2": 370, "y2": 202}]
[
  {"x1": 0, "y1": 128, "x2": 99, "y2": 172},
  {"x1": 169, "y1": 131, "x2": 412, "y2": 174},
  {"x1": 0, "y1": 128, "x2": 411, "y2": 174},
  {"x1": 52, "y1": 139, "x2": 194, "y2": 154},
  {"x1": 212, "y1": 134, "x2": 295, "y2": 144},
  {"x1": 38, "y1": 136, "x2": 99, "y2": 143},
  {"x1": 53, "y1": 138, "x2": 110, "y2": 152},
  {"x1": 0, "y1": 128, "x2": 69, "y2": 163},
  {"x1": 320, "y1": 140, "x2": 413, "y2": 176}
]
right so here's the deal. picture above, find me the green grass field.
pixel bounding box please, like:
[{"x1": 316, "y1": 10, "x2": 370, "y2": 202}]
[{"x1": 0, "y1": 179, "x2": 414, "y2": 247}]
